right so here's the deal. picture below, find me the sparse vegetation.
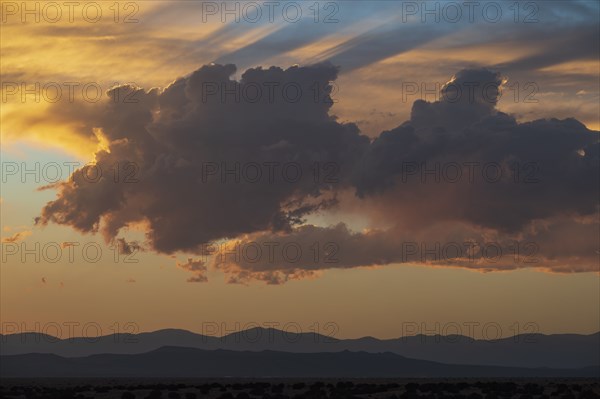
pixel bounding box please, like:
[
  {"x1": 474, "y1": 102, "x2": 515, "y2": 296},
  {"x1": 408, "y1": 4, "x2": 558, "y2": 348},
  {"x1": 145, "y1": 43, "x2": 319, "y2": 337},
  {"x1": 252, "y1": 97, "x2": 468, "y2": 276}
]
[{"x1": 0, "y1": 379, "x2": 598, "y2": 399}]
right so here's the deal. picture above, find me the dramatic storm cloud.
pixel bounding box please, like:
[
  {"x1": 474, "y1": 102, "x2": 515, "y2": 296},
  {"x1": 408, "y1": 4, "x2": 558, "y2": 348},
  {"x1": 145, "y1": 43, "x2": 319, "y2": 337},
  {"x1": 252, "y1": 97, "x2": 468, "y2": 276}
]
[
  {"x1": 36, "y1": 65, "x2": 599, "y2": 282},
  {"x1": 353, "y1": 69, "x2": 598, "y2": 233},
  {"x1": 37, "y1": 63, "x2": 368, "y2": 253}
]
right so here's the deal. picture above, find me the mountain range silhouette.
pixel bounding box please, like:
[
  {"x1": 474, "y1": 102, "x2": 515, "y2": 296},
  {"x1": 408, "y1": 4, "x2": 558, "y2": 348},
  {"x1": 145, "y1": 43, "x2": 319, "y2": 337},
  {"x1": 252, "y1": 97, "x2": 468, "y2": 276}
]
[
  {"x1": 2, "y1": 346, "x2": 599, "y2": 378},
  {"x1": 1, "y1": 327, "x2": 598, "y2": 377}
]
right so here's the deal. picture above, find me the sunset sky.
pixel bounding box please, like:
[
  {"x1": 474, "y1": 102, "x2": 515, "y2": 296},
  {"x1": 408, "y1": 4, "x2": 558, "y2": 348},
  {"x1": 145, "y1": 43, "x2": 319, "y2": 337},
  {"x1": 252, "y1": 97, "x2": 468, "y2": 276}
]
[{"x1": 1, "y1": 0, "x2": 599, "y2": 340}]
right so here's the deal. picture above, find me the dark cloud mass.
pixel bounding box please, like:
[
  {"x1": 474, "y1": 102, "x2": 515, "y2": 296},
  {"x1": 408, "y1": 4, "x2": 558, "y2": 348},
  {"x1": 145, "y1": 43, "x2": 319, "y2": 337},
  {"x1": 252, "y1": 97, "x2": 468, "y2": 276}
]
[
  {"x1": 354, "y1": 69, "x2": 598, "y2": 234},
  {"x1": 37, "y1": 63, "x2": 367, "y2": 254},
  {"x1": 36, "y1": 65, "x2": 599, "y2": 282}
]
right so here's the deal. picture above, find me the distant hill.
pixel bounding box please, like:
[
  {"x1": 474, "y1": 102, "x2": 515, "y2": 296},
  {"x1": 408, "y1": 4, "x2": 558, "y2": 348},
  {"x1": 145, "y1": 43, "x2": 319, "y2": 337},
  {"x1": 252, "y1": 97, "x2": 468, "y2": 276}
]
[
  {"x1": 1, "y1": 328, "x2": 598, "y2": 369},
  {"x1": 2, "y1": 347, "x2": 598, "y2": 378}
]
